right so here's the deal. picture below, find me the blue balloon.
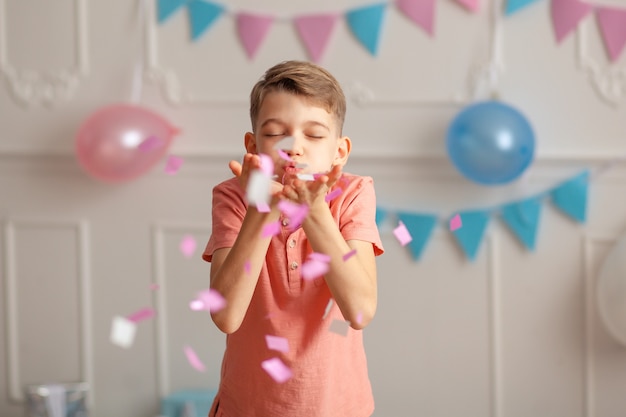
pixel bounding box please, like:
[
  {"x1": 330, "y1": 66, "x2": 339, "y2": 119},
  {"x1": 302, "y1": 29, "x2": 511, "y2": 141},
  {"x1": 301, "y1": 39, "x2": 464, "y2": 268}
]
[{"x1": 446, "y1": 101, "x2": 535, "y2": 185}]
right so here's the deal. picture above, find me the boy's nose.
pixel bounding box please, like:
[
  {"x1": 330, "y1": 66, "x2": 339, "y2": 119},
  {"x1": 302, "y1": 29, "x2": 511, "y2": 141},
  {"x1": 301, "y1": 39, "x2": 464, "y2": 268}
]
[{"x1": 277, "y1": 135, "x2": 304, "y2": 156}]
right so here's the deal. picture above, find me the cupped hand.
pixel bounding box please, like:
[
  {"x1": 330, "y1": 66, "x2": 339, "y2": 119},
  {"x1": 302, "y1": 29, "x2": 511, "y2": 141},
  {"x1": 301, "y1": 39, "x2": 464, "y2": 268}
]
[
  {"x1": 229, "y1": 153, "x2": 283, "y2": 197},
  {"x1": 281, "y1": 164, "x2": 343, "y2": 209}
]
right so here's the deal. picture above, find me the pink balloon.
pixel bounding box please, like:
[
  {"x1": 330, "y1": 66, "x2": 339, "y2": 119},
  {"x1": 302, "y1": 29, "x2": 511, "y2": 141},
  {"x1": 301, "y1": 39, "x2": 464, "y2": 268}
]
[{"x1": 75, "y1": 104, "x2": 178, "y2": 183}]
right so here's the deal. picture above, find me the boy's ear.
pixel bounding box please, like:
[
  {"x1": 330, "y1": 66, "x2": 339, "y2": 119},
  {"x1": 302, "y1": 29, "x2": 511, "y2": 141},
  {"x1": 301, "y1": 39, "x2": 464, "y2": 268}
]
[
  {"x1": 244, "y1": 132, "x2": 257, "y2": 154},
  {"x1": 334, "y1": 136, "x2": 351, "y2": 166}
]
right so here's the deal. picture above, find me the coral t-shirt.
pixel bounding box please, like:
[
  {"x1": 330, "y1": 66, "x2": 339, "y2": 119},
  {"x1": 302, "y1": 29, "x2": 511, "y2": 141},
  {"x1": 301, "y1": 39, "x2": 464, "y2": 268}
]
[{"x1": 203, "y1": 173, "x2": 384, "y2": 417}]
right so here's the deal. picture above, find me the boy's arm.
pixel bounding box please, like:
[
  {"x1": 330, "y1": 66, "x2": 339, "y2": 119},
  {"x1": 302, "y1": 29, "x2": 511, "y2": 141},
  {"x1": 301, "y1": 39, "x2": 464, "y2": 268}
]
[{"x1": 303, "y1": 210, "x2": 377, "y2": 330}]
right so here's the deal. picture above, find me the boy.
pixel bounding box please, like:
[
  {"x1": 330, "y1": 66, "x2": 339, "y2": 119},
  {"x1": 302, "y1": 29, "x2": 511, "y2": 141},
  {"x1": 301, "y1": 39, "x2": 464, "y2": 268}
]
[{"x1": 202, "y1": 60, "x2": 384, "y2": 417}]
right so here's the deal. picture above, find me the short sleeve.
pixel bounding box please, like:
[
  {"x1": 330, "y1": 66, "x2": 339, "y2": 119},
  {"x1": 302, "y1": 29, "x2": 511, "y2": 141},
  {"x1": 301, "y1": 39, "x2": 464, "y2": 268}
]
[
  {"x1": 335, "y1": 175, "x2": 384, "y2": 256},
  {"x1": 202, "y1": 179, "x2": 247, "y2": 262}
]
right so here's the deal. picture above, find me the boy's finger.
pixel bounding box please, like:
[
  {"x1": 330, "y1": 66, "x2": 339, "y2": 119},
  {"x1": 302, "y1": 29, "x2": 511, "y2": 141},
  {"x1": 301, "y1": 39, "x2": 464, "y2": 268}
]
[{"x1": 229, "y1": 160, "x2": 243, "y2": 177}]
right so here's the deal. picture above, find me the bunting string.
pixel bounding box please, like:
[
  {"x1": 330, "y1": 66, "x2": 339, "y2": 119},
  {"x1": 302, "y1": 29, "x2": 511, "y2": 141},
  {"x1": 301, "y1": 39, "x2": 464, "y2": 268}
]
[
  {"x1": 156, "y1": 0, "x2": 626, "y2": 64},
  {"x1": 375, "y1": 156, "x2": 626, "y2": 261}
]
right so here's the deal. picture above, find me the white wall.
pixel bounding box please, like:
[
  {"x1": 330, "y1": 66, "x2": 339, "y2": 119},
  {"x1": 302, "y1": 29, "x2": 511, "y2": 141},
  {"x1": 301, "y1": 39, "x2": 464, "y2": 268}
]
[{"x1": 1, "y1": 0, "x2": 626, "y2": 416}]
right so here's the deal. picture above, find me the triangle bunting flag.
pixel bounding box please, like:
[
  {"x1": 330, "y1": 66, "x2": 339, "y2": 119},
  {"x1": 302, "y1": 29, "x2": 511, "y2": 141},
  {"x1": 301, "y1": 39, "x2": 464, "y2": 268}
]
[
  {"x1": 236, "y1": 13, "x2": 274, "y2": 60},
  {"x1": 505, "y1": 0, "x2": 541, "y2": 16},
  {"x1": 396, "y1": 212, "x2": 437, "y2": 260},
  {"x1": 501, "y1": 197, "x2": 542, "y2": 251},
  {"x1": 187, "y1": 0, "x2": 225, "y2": 42},
  {"x1": 345, "y1": 3, "x2": 387, "y2": 56},
  {"x1": 451, "y1": 210, "x2": 490, "y2": 261},
  {"x1": 551, "y1": 0, "x2": 594, "y2": 44},
  {"x1": 395, "y1": 0, "x2": 436, "y2": 37},
  {"x1": 375, "y1": 207, "x2": 389, "y2": 227},
  {"x1": 157, "y1": 0, "x2": 188, "y2": 23},
  {"x1": 550, "y1": 171, "x2": 589, "y2": 223},
  {"x1": 294, "y1": 14, "x2": 339, "y2": 63},
  {"x1": 596, "y1": 7, "x2": 626, "y2": 62},
  {"x1": 455, "y1": 0, "x2": 480, "y2": 13}
]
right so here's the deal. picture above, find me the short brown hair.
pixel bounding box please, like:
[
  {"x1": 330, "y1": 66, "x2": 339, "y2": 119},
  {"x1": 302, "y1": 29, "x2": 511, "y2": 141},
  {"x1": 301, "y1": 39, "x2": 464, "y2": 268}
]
[{"x1": 249, "y1": 60, "x2": 346, "y2": 134}]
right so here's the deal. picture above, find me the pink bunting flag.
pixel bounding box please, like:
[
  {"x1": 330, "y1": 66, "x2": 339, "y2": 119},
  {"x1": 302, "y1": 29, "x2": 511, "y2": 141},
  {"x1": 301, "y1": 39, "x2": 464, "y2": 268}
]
[
  {"x1": 449, "y1": 213, "x2": 462, "y2": 231},
  {"x1": 393, "y1": 221, "x2": 413, "y2": 246},
  {"x1": 596, "y1": 7, "x2": 626, "y2": 62},
  {"x1": 184, "y1": 345, "x2": 206, "y2": 372},
  {"x1": 395, "y1": 0, "x2": 436, "y2": 36},
  {"x1": 551, "y1": 0, "x2": 594, "y2": 43},
  {"x1": 342, "y1": 249, "x2": 357, "y2": 261},
  {"x1": 455, "y1": 0, "x2": 480, "y2": 12},
  {"x1": 165, "y1": 155, "x2": 184, "y2": 175},
  {"x1": 265, "y1": 335, "x2": 290, "y2": 353},
  {"x1": 127, "y1": 307, "x2": 155, "y2": 323},
  {"x1": 261, "y1": 357, "x2": 293, "y2": 383},
  {"x1": 236, "y1": 12, "x2": 274, "y2": 60},
  {"x1": 294, "y1": 14, "x2": 339, "y2": 63},
  {"x1": 179, "y1": 234, "x2": 197, "y2": 258}
]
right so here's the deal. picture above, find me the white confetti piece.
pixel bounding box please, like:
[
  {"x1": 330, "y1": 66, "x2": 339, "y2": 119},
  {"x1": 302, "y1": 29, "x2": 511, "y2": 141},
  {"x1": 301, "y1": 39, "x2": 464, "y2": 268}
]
[
  {"x1": 110, "y1": 316, "x2": 137, "y2": 348},
  {"x1": 329, "y1": 319, "x2": 350, "y2": 336}
]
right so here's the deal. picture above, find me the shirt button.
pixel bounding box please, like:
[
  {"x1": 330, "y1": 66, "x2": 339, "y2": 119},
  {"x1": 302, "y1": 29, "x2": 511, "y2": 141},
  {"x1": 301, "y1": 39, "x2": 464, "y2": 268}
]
[
  {"x1": 282, "y1": 218, "x2": 290, "y2": 227},
  {"x1": 288, "y1": 239, "x2": 296, "y2": 248},
  {"x1": 290, "y1": 261, "x2": 299, "y2": 270}
]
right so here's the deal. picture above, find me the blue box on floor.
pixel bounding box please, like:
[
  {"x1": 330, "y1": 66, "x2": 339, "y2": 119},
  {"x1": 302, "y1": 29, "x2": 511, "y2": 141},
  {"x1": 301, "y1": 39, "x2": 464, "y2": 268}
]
[{"x1": 160, "y1": 389, "x2": 217, "y2": 417}]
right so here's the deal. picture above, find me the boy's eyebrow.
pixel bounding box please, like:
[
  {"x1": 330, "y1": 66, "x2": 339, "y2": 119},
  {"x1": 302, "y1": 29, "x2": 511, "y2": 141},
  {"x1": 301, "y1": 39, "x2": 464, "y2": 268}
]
[{"x1": 260, "y1": 118, "x2": 330, "y2": 132}]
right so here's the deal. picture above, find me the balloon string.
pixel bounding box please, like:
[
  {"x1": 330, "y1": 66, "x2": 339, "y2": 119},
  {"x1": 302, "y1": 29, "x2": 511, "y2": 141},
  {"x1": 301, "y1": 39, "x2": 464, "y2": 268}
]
[
  {"x1": 487, "y1": 0, "x2": 503, "y2": 100},
  {"x1": 130, "y1": 0, "x2": 146, "y2": 104}
]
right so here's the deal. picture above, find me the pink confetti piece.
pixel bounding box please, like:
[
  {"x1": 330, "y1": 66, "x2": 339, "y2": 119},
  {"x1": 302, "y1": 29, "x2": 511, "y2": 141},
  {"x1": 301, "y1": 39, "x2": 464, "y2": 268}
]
[
  {"x1": 184, "y1": 345, "x2": 206, "y2": 372},
  {"x1": 256, "y1": 201, "x2": 270, "y2": 213},
  {"x1": 126, "y1": 307, "x2": 155, "y2": 323},
  {"x1": 244, "y1": 260, "x2": 251, "y2": 274},
  {"x1": 265, "y1": 335, "x2": 290, "y2": 353},
  {"x1": 196, "y1": 288, "x2": 227, "y2": 313},
  {"x1": 261, "y1": 357, "x2": 293, "y2": 383},
  {"x1": 262, "y1": 220, "x2": 281, "y2": 238},
  {"x1": 449, "y1": 213, "x2": 462, "y2": 231},
  {"x1": 189, "y1": 299, "x2": 204, "y2": 311},
  {"x1": 277, "y1": 200, "x2": 309, "y2": 230},
  {"x1": 138, "y1": 136, "x2": 163, "y2": 152},
  {"x1": 258, "y1": 153, "x2": 274, "y2": 176},
  {"x1": 325, "y1": 188, "x2": 343, "y2": 202},
  {"x1": 342, "y1": 249, "x2": 357, "y2": 261},
  {"x1": 393, "y1": 221, "x2": 413, "y2": 246},
  {"x1": 179, "y1": 234, "x2": 197, "y2": 258},
  {"x1": 355, "y1": 312, "x2": 363, "y2": 325},
  {"x1": 301, "y1": 259, "x2": 329, "y2": 281},
  {"x1": 110, "y1": 316, "x2": 137, "y2": 348},
  {"x1": 329, "y1": 319, "x2": 350, "y2": 336},
  {"x1": 165, "y1": 155, "x2": 184, "y2": 175},
  {"x1": 277, "y1": 149, "x2": 292, "y2": 162},
  {"x1": 149, "y1": 283, "x2": 160, "y2": 291}
]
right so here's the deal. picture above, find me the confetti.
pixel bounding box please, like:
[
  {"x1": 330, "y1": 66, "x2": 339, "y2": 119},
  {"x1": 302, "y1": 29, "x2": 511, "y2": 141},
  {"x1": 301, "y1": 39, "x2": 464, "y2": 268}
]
[
  {"x1": 301, "y1": 259, "x2": 329, "y2": 281},
  {"x1": 342, "y1": 249, "x2": 357, "y2": 261},
  {"x1": 277, "y1": 149, "x2": 292, "y2": 162},
  {"x1": 179, "y1": 234, "x2": 197, "y2": 258},
  {"x1": 110, "y1": 316, "x2": 137, "y2": 348},
  {"x1": 262, "y1": 220, "x2": 281, "y2": 238},
  {"x1": 277, "y1": 200, "x2": 309, "y2": 230},
  {"x1": 196, "y1": 288, "x2": 227, "y2": 313},
  {"x1": 247, "y1": 170, "x2": 272, "y2": 208},
  {"x1": 258, "y1": 153, "x2": 274, "y2": 177},
  {"x1": 184, "y1": 345, "x2": 206, "y2": 372},
  {"x1": 126, "y1": 307, "x2": 155, "y2": 323},
  {"x1": 261, "y1": 357, "x2": 293, "y2": 383},
  {"x1": 325, "y1": 188, "x2": 343, "y2": 202},
  {"x1": 329, "y1": 319, "x2": 350, "y2": 336},
  {"x1": 138, "y1": 136, "x2": 163, "y2": 152},
  {"x1": 322, "y1": 299, "x2": 334, "y2": 319},
  {"x1": 449, "y1": 213, "x2": 462, "y2": 231},
  {"x1": 355, "y1": 312, "x2": 363, "y2": 325},
  {"x1": 256, "y1": 201, "x2": 270, "y2": 213},
  {"x1": 393, "y1": 221, "x2": 412, "y2": 246},
  {"x1": 308, "y1": 252, "x2": 331, "y2": 263},
  {"x1": 296, "y1": 173, "x2": 315, "y2": 181},
  {"x1": 149, "y1": 283, "x2": 160, "y2": 291},
  {"x1": 189, "y1": 299, "x2": 204, "y2": 311},
  {"x1": 165, "y1": 155, "x2": 184, "y2": 175},
  {"x1": 265, "y1": 335, "x2": 290, "y2": 353},
  {"x1": 244, "y1": 260, "x2": 251, "y2": 274}
]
